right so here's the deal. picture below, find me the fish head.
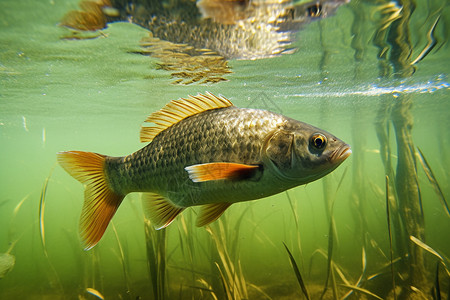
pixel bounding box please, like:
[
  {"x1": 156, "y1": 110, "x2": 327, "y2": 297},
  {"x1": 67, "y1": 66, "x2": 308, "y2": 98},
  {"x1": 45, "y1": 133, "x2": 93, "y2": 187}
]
[{"x1": 264, "y1": 121, "x2": 351, "y2": 183}]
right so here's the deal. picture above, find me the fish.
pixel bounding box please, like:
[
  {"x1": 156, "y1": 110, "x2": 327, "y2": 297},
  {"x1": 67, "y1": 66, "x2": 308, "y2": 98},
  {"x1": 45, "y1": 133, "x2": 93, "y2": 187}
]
[{"x1": 57, "y1": 92, "x2": 351, "y2": 250}]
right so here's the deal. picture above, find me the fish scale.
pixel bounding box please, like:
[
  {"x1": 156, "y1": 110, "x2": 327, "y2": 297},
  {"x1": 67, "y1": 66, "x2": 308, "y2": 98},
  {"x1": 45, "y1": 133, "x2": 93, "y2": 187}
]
[
  {"x1": 107, "y1": 107, "x2": 283, "y2": 204},
  {"x1": 57, "y1": 92, "x2": 351, "y2": 249}
]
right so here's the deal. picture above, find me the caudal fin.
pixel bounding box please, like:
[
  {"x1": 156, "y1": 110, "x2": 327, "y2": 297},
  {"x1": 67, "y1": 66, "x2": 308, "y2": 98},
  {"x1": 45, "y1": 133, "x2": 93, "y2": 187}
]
[{"x1": 57, "y1": 151, "x2": 124, "y2": 250}]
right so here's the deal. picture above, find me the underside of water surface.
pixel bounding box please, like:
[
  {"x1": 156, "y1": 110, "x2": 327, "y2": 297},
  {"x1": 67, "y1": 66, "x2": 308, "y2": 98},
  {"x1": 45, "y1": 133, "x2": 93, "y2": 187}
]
[{"x1": 0, "y1": 0, "x2": 449, "y2": 299}]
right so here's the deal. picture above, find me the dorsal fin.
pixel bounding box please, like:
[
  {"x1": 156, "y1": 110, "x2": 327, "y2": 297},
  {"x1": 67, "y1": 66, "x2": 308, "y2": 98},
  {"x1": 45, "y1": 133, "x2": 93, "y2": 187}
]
[{"x1": 140, "y1": 92, "x2": 233, "y2": 142}]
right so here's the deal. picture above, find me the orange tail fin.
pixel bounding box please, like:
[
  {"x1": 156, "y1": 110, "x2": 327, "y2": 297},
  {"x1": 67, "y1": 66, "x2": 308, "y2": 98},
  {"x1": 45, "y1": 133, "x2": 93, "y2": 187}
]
[{"x1": 57, "y1": 151, "x2": 124, "y2": 250}]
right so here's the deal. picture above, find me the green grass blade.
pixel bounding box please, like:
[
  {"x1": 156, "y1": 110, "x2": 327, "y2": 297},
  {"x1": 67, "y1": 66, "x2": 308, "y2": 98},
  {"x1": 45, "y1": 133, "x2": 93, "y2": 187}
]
[
  {"x1": 39, "y1": 175, "x2": 50, "y2": 252},
  {"x1": 340, "y1": 284, "x2": 383, "y2": 300},
  {"x1": 320, "y1": 216, "x2": 335, "y2": 300},
  {"x1": 411, "y1": 15, "x2": 441, "y2": 65},
  {"x1": 111, "y1": 222, "x2": 131, "y2": 293},
  {"x1": 215, "y1": 262, "x2": 232, "y2": 300},
  {"x1": 385, "y1": 175, "x2": 396, "y2": 300},
  {"x1": 330, "y1": 266, "x2": 338, "y2": 300},
  {"x1": 247, "y1": 283, "x2": 273, "y2": 300},
  {"x1": 283, "y1": 242, "x2": 311, "y2": 300},
  {"x1": 416, "y1": 147, "x2": 449, "y2": 217},
  {"x1": 410, "y1": 286, "x2": 429, "y2": 299},
  {"x1": 286, "y1": 191, "x2": 299, "y2": 230},
  {"x1": 39, "y1": 165, "x2": 56, "y2": 255},
  {"x1": 435, "y1": 261, "x2": 441, "y2": 300},
  {"x1": 410, "y1": 235, "x2": 445, "y2": 263}
]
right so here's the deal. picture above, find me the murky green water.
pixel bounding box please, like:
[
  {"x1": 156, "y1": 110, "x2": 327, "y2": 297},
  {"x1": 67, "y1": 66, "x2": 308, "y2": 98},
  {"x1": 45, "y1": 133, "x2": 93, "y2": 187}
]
[{"x1": 1, "y1": 0, "x2": 449, "y2": 299}]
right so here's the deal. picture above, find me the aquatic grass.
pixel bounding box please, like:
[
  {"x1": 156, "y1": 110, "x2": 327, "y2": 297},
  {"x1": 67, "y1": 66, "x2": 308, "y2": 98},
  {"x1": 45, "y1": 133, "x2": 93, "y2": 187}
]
[
  {"x1": 366, "y1": 235, "x2": 390, "y2": 262},
  {"x1": 341, "y1": 247, "x2": 367, "y2": 299},
  {"x1": 340, "y1": 284, "x2": 384, "y2": 300},
  {"x1": 366, "y1": 256, "x2": 403, "y2": 283},
  {"x1": 215, "y1": 262, "x2": 232, "y2": 299},
  {"x1": 319, "y1": 168, "x2": 348, "y2": 300},
  {"x1": 39, "y1": 168, "x2": 53, "y2": 253},
  {"x1": 206, "y1": 204, "x2": 252, "y2": 297},
  {"x1": 190, "y1": 278, "x2": 218, "y2": 300},
  {"x1": 432, "y1": 260, "x2": 450, "y2": 300},
  {"x1": 177, "y1": 214, "x2": 195, "y2": 267},
  {"x1": 206, "y1": 218, "x2": 248, "y2": 300},
  {"x1": 416, "y1": 147, "x2": 449, "y2": 217},
  {"x1": 247, "y1": 283, "x2": 273, "y2": 300},
  {"x1": 410, "y1": 286, "x2": 430, "y2": 299},
  {"x1": 433, "y1": 262, "x2": 441, "y2": 300},
  {"x1": 385, "y1": 175, "x2": 397, "y2": 300},
  {"x1": 86, "y1": 248, "x2": 104, "y2": 296},
  {"x1": 174, "y1": 209, "x2": 221, "y2": 299},
  {"x1": 247, "y1": 210, "x2": 278, "y2": 251},
  {"x1": 319, "y1": 215, "x2": 336, "y2": 300},
  {"x1": 372, "y1": 0, "x2": 431, "y2": 295},
  {"x1": 309, "y1": 248, "x2": 373, "y2": 300},
  {"x1": 411, "y1": 15, "x2": 441, "y2": 65},
  {"x1": 38, "y1": 165, "x2": 65, "y2": 295},
  {"x1": 110, "y1": 221, "x2": 131, "y2": 297},
  {"x1": 12, "y1": 194, "x2": 29, "y2": 220},
  {"x1": 229, "y1": 205, "x2": 251, "y2": 261},
  {"x1": 283, "y1": 242, "x2": 310, "y2": 300},
  {"x1": 8, "y1": 194, "x2": 30, "y2": 243},
  {"x1": 374, "y1": 99, "x2": 408, "y2": 266},
  {"x1": 60, "y1": 228, "x2": 86, "y2": 294},
  {"x1": 409, "y1": 236, "x2": 449, "y2": 274},
  {"x1": 286, "y1": 190, "x2": 304, "y2": 267},
  {"x1": 144, "y1": 218, "x2": 167, "y2": 300},
  {"x1": 175, "y1": 213, "x2": 196, "y2": 299}
]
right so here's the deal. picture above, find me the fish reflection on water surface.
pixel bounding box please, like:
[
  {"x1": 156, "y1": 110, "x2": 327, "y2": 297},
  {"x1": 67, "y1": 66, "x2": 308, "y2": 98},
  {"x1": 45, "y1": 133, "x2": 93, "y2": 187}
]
[
  {"x1": 57, "y1": 93, "x2": 351, "y2": 249},
  {"x1": 61, "y1": 0, "x2": 350, "y2": 60}
]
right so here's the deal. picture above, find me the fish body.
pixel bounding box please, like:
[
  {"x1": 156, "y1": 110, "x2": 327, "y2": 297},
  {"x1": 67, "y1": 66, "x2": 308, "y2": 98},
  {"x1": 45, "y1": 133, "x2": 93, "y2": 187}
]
[{"x1": 58, "y1": 93, "x2": 351, "y2": 249}]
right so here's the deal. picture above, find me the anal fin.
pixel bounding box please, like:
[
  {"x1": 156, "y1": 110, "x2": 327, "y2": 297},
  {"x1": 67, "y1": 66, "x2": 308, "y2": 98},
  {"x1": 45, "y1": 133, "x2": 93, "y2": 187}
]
[
  {"x1": 196, "y1": 202, "x2": 232, "y2": 227},
  {"x1": 142, "y1": 192, "x2": 184, "y2": 230}
]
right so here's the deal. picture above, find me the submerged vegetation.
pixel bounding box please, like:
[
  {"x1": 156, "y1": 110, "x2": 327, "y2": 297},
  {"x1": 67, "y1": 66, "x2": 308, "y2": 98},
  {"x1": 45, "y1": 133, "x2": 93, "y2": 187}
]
[{"x1": 0, "y1": 0, "x2": 449, "y2": 299}]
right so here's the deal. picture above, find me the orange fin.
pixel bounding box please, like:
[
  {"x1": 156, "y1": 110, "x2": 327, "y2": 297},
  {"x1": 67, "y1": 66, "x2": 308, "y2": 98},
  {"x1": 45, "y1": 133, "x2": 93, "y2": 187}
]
[
  {"x1": 185, "y1": 162, "x2": 260, "y2": 182},
  {"x1": 140, "y1": 92, "x2": 233, "y2": 142},
  {"x1": 142, "y1": 192, "x2": 184, "y2": 230},
  {"x1": 196, "y1": 202, "x2": 232, "y2": 227},
  {"x1": 57, "y1": 151, "x2": 124, "y2": 250}
]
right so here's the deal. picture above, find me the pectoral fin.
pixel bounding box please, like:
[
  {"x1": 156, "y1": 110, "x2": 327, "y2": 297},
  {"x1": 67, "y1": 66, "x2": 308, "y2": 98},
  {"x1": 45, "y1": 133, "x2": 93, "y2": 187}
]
[
  {"x1": 185, "y1": 162, "x2": 260, "y2": 182},
  {"x1": 196, "y1": 202, "x2": 232, "y2": 227},
  {"x1": 142, "y1": 192, "x2": 184, "y2": 230}
]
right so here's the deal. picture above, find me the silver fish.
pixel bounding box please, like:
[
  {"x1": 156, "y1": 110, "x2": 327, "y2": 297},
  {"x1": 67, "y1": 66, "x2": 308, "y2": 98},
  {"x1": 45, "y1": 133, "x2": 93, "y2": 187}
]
[{"x1": 58, "y1": 92, "x2": 351, "y2": 249}]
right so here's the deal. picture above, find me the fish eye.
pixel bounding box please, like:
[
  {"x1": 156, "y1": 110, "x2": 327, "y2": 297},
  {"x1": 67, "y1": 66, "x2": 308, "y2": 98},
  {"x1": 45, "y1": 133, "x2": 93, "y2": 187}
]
[
  {"x1": 307, "y1": 4, "x2": 322, "y2": 17},
  {"x1": 311, "y1": 133, "x2": 327, "y2": 150}
]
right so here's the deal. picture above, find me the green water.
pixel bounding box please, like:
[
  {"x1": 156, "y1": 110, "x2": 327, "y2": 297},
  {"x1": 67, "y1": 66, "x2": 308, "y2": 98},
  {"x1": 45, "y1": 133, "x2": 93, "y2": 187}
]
[{"x1": 1, "y1": 0, "x2": 449, "y2": 299}]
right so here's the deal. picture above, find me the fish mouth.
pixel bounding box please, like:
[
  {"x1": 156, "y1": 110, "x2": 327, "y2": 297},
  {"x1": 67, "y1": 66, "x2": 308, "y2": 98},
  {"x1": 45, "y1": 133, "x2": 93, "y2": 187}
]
[{"x1": 331, "y1": 144, "x2": 352, "y2": 163}]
